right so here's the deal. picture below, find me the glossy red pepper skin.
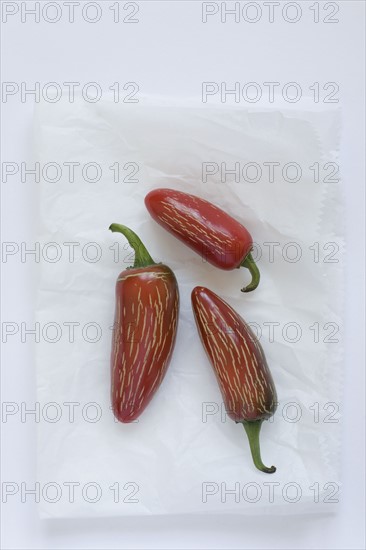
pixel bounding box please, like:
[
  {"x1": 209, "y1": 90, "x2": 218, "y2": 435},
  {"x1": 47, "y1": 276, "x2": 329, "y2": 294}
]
[
  {"x1": 145, "y1": 188, "x2": 260, "y2": 292},
  {"x1": 110, "y1": 224, "x2": 179, "y2": 423},
  {"x1": 191, "y1": 286, "x2": 277, "y2": 473}
]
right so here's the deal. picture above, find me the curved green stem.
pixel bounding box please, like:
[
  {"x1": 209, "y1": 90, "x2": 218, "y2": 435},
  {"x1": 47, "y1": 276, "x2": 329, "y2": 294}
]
[
  {"x1": 109, "y1": 223, "x2": 155, "y2": 268},
  {"x1": 240, "y1": 252, "x2": 260, "y2": 293},
  {"x1": 242, "y1": 420, "x2": 276, "y2": 474}
]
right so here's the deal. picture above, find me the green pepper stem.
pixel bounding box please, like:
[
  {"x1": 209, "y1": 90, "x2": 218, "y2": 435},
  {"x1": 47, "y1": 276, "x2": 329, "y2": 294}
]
[
  {"x1": 109, "y1": 223, "x2": 155, "y2": 268},
  {"x1": 242, "y1": 420, "x2": 276, "y2": 474},
  {"x1": 240, "y1": 252, "x2": 260, "y2": 293}
]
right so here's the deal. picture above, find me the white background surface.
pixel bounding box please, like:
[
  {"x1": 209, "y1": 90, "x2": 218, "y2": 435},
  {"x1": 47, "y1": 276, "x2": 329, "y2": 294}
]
[{"x1": 1, "y1": 1, "x2": 365, "y2": 549}]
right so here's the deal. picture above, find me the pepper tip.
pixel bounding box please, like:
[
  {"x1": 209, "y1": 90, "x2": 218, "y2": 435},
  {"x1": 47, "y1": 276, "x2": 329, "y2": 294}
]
[
  {"x1": 241, "y1": 284, "x2": 255, "y2": 293},
  {"x1": 240, "y1": 252, "x2": 260, "y2": 293},
  {"x1": 262, "y1": 465, "x2": 276, "y2": 474},
  {"x1": 109, "y1": 223, "x2": 123, "y2": 233}
]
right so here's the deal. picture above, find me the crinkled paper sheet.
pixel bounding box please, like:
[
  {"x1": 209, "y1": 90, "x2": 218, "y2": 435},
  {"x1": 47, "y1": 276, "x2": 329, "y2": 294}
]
[{"x1": 34, "y1": 97, "x2": 343, "y2": 518}]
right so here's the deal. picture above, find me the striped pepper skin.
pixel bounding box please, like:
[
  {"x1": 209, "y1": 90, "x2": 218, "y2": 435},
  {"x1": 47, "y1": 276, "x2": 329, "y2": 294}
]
[
  {"x1": 145, "y1": 188, "x2": 260, "y2": 293},
  {"x1": 191, "y1": 286, "x2": 277, "y2": 473},
  {"x1": 109, "y1": 224, "x2": 179, "y2": 423}
]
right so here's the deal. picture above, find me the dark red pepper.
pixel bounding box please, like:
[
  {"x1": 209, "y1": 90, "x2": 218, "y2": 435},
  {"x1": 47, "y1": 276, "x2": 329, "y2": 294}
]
[
  {"x1": 145, "y1": 188, "x2": 260, "y2": 292},
  {"x1": 191, "y1": 286, "x2": 277, "y2": 473},
  {"x1": 109, "y1": 224, "x2": 179, "y2": 423}
]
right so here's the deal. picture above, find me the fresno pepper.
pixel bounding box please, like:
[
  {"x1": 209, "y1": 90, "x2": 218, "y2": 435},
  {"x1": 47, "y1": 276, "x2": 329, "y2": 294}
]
[
  {"x1": 191, "y1": 286, "x2": 277, "y2": 473},
  {"x1": 145, "y1": 188, "x2": 260, "y2": 292},
  {"x1": 109, "y1": 224, "x2": 179, "y2": 423}
]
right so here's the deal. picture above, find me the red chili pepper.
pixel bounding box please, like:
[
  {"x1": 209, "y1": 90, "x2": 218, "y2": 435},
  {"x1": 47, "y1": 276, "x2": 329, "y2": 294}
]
[
  {"x1": 109, "y1": 224, "x2": 179, "y2": 423},
  {"x1": 191, "y1": 286, "x2": 277, "y2": 473},
  {"x1": 145, "y1": 188, "x2": 260, "y2": 292}
]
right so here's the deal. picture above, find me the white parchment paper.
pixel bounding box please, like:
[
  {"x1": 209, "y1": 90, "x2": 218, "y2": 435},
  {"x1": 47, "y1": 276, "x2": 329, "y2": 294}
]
[{"x1": 34, "y1": 97, "x2": 343, "y2": 518}]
